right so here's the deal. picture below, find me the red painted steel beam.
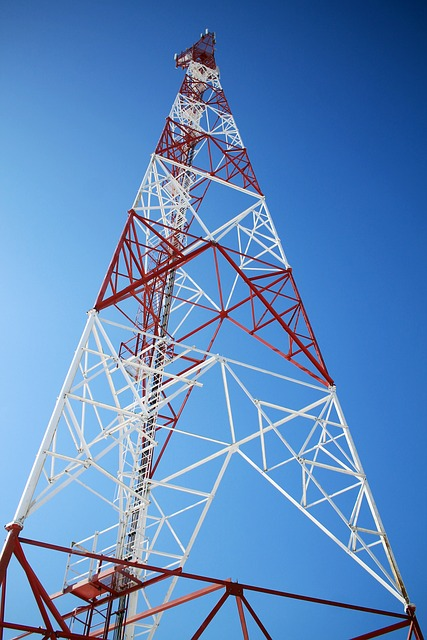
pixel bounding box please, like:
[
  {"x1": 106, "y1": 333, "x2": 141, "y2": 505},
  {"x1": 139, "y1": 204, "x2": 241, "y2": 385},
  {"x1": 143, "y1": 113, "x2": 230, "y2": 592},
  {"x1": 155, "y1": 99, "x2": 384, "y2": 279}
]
[
  {"x1": 91, "y1": 582, "x2": 224, "y2": 637},
  {"x1": 235, "y1": 596, "x2": 249, "y2": 640},
  {"x1": 190, "y1": 591, "x2": 230, "y2": 640},
  {"x1": 215, "y1": 244, "x2": 333, "y2": 385},
  {"x1": 350, "y1": 619, "x2": 412, "y2": 639},
  {"x1": 19, "y1": 536, "x2": 409, "y2": 621},
  {"x1": 10, "y1": 537, "x2": 421, "y2": 639},
  {"x1": 0, "y1": 621, "x2": 91, "y2": 640},
  {"x1": 94, "y1": 211, "x2": 135, "y2": 308},
  {"x1": 13, "y1": 539, "x2": 72, "y2": 636},
  {"x1": 240, "y1": 593, "x2": 272, "y2": 640},
  {"x1": 96, "y1": 236, "x2": 213, "y2": 312},
  {"x1": 0, "y1": 582, "x2": 5, "y2": 640},
  {"x1": 0, "y1": 523, "x2": 21, "y2": 585},
  {"x1": 413, "y1": 618, "x2": 425, "y2": 640},
  {"x1": 241, "y1": 581, "x2": 407, "y2": 620}
]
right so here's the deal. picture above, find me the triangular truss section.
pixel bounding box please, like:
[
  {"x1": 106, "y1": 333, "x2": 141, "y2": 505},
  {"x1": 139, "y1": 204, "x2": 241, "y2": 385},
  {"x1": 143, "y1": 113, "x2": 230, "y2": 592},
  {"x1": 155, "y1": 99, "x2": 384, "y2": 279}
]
[
  {"x1": 95, "y1": 157, "x2": 331, "y2": 384},
  {"x1": 11, "y1": 313, "x2": 409, "y2": 607}
]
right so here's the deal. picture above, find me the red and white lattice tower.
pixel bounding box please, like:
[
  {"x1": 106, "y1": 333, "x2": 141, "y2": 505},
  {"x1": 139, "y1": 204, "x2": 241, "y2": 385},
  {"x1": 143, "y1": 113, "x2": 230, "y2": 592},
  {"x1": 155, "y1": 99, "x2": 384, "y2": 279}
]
[{"x1": 0, "y1": 32, "x2": 422, "y2": 639}]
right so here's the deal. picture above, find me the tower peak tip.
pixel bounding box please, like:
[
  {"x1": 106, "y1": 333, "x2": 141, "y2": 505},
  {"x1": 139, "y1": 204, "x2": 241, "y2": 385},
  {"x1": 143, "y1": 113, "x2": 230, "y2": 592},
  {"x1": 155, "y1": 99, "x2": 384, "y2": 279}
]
[{"x1": 175, "y1": 31, "x2": 216, "y2": 70}]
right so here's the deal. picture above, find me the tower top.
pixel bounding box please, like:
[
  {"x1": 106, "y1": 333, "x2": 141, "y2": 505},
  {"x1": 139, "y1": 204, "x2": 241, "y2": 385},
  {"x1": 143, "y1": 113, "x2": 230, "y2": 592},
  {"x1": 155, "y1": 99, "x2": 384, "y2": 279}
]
[{"x1": 174, "y1": 30, "x2": 216, "y2": 70}]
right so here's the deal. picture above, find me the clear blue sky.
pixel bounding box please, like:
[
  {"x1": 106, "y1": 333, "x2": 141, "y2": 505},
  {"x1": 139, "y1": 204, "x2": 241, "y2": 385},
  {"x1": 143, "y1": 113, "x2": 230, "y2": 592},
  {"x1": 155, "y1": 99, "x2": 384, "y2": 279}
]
[{"x1": 1, "y1": 0, "x2": 426, "y2": 636}]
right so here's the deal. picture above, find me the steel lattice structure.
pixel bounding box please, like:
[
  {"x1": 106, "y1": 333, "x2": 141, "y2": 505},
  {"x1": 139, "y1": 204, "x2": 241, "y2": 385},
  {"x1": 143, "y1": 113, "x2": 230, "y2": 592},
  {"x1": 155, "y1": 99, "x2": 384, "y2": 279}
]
[{"x1": 0, "y1": 32, "x2": 422, "y2": 639}]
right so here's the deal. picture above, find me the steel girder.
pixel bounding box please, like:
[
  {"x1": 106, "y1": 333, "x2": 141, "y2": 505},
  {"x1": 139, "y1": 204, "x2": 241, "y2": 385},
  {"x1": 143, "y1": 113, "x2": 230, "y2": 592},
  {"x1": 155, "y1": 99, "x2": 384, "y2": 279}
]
[{"x1": 0, "y1": 535, "x2": 423, "y2": 639}]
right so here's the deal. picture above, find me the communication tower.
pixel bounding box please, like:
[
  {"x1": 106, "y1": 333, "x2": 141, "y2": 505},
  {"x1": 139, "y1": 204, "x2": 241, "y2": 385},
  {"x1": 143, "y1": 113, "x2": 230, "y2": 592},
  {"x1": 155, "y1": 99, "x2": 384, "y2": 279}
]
[{"x1": 0, "y1": 31, "x2": 422, "y2": 639}]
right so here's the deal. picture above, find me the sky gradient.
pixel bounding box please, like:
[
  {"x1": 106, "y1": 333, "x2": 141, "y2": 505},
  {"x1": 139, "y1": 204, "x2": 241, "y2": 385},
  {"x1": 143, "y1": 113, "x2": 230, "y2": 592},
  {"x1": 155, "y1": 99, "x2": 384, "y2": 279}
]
[{"x1": 1, "y1": 1, "x2": 426, "y2": 636}]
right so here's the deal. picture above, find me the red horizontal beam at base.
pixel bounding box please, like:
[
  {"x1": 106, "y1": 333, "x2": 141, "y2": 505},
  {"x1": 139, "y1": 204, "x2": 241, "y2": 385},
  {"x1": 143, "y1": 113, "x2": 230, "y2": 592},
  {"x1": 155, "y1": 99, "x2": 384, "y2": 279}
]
[
  {"x1": 3, "y1": 536, "x2": 421, "y2": 640},
  {"x1": 19, "y1": 536, "x2": 410, "y2": 620},
  {"x1": 1, "y1": 620, "x2": 93, "y2": 640}
]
